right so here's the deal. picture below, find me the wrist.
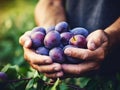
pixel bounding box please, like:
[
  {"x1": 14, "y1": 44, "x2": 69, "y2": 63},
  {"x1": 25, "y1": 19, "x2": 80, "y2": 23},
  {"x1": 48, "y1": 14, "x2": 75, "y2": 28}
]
[
  {"x1": 104, "y1": 18, "x2": 120, "y2": 47},
  {"x1": 104, "y1": 28, "x2": 116, "y2": 48}
]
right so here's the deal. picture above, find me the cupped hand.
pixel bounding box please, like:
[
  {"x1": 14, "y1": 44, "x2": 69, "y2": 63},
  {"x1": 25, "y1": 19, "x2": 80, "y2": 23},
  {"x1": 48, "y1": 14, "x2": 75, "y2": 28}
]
[
  {"x1": 19, "y1": 31, "x2": 63, "y2": 78},
  {"x1": 18, "y1": 0, "x2": 66, "y2": 79},
  {"x1": 62, "y1": 30, "x2": 109, "y2": 77}
]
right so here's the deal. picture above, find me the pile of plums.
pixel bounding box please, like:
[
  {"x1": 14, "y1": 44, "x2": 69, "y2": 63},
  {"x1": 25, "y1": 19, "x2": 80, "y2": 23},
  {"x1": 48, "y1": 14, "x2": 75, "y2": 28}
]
[{"x1": 30, "y1": 22, "x2": 89, "y2": 64}]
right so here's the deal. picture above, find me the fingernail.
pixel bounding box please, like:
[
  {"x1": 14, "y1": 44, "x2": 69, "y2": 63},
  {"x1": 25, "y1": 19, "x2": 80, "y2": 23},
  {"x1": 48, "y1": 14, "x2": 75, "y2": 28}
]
[
  {"x1": 90, "y1": 42, "x2": 96, "y2": 50},
  {"x1": 44, "y1": 59, "x2": 51, "y2": 64},
  {"x1": 24, "y1": 40, "x2": 30, "y2": 47},
  {"x1": 54, "y1": 67, "x2": 60, "y2": 71},
  {"x1": 64, "y1": 48, "x2": 71, "y2": 56}
]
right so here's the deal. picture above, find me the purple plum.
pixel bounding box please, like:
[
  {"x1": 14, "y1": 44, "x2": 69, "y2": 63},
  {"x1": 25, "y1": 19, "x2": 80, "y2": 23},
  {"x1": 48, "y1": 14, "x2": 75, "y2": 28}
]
[
  {"x1": 49, "y1": 47, "x2": 65, "y2": 63},
  {"x1": 44, "y1": 31, "x2": 61, "y2": 49},
  {"x1": 30, "y1": 32, "x2": 45, "y2": 49},
  {"x1": 69, "y1": 35, "x2": 87, "y2": 48},
  {"x1": 46, "y1": 26, "x2": 55, "y2": 34},
  {"x1": 55, "y1": 21, "x2": 69, "y2": 33},
  {"x1": 31, "y1": 27, "x2": 46, "y2": 35},
  {"x1": 36, "y1": 46, "x2": 49, "y2": 55},
  {"x1": 70, "y1": 27, "x2": 88, "y2": 37},
  {"x1": 60, "y1": 32, "x2": 73, "y2": 45},
  {"x1": 0, "y1": 72, "x2": 7, "y2": 81}
]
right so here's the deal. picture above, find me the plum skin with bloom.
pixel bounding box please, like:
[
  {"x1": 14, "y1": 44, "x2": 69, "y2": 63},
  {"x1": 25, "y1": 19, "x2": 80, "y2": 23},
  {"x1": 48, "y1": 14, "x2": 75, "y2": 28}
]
[
  {"x1": 44, "y1": 31, "x2": 61, "y2": 49},
  {"x1": 31, "y1": 27, "x2": 46, "y2": 35},
  {"x1": 60, "y1": 32, "x2": 73, "y2": 45},
  {"x1": 70, "y1": 27, "x2": 89, "y2": 37},
  {"x1": 55, "y1": 21, "x2": 69, "y2": 33},
  {"x1": 69, "y1": 35, "x2": 87, "y2": 48},
  {"x1": 36, "y1": 46, "x2": 49, "y2": 55},
  {"x1": 49, "y1": 47, "x2": 65, "y2": 63},
  {"x1": 30, "y1": 32, "x2": 45, "y2": 49},
  {"x1": 46, "y1": 26, "x2": 55, "y2": 34},
  {"x1": 0, "y1": 72, "x2": 7, "y2": 81}
]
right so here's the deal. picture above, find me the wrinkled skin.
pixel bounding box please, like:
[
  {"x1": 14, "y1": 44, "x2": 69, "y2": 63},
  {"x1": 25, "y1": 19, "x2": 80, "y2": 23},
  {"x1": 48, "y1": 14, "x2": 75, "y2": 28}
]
[{"x1": 62, "y1": 30, "x2": 109, "y2": 78}]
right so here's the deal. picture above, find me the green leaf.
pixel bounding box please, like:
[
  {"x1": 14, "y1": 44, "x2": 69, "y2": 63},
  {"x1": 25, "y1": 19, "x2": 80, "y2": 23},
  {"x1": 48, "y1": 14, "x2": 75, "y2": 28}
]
[
  {"x1": 1, "y1": 64, "x2": 11, "y2": 72},
  {"x1": 33, "y1": 70, "x2": 39, "y2": 78},
  {"x1": 59, "y1": 82, "x2": 68, "y2": 90},
  {"x1": 51, "y1": 78, "x2": 60, "y2": 90},
  {"x1": 79, "y1": 77, "x2": 91, "y2": 88},
  {"x1": 1, "y1": 64, "x2": 21, "y2": 80},
  {"x1": 25, "y1": 79, "x2": 35, "y2": 90}
]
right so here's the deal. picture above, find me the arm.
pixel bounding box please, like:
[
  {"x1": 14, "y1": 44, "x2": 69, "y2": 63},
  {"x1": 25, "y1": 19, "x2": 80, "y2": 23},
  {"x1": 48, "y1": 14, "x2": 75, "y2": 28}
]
[
  {"x1": 34, "y1": 0, "x2": 66, "y2": 29},
  {"x1": 62, "y1": 17, "x2": 120, "y2": 77},
  {"x1": 105, "y1": 17, "x2": 120, "y2": 46}
]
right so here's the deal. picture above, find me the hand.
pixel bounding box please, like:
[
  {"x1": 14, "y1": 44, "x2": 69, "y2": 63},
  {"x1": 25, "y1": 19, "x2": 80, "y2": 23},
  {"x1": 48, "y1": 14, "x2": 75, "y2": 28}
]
[
  {"x1": 62, "y1": 30, "x2": 109, "y2": 78},
  {"x1": 19, "y1": 31, "x2": 63, "y2": 78},
  {"x1": 19, "y1": 0, "x2": 66, "y2": 79}
]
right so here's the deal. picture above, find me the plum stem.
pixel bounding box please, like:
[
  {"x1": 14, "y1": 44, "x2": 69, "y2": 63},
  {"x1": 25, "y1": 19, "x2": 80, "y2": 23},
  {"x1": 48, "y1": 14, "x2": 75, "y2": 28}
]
[{"x1": 73, "y1": 36, "x2": 76, "y2": 41}]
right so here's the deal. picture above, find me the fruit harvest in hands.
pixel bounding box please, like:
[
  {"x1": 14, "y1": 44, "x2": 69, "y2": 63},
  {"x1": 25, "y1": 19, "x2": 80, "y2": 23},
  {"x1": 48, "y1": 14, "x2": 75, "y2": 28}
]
[{"x1": 29, "y1": 21, "x2": 89, "y2": 64}]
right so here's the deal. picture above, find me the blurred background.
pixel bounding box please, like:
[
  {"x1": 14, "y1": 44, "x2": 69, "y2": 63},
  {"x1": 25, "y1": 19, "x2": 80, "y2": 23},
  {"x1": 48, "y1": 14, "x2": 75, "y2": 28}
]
[
  {"x1": 0, "y1": 0, "x2": 38, "y2": 66},
  {"x1": 0, "y1": 1, "x2": 40, "y2": 89}
]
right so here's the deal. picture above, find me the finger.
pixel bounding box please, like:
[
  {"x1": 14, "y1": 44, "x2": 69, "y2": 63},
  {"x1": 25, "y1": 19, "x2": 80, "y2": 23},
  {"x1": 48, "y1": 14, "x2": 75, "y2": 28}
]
[
  {"x1": 64, "y1": 47, "x2": 104, "y2": 61},
  {"x1": 19, "y1": 31, "x2": 32, "y2": 48},
  {"x1": 87, "y1": 30, "x2": 108, "y2": 50},
  {"x1": 87, "y1": 34, "x2": 101, "y2": 50},
  {"x1": 23, "y1": 47, "x2": 52, "y2": 64},
  {"x1": 87, "y1": 39, "x2": 98, "y2": 50},
  {"x1": 45, "y1": 71, "x2": 63, "y2": 78},
  {"x1": 31, "y1": 63, "x2": 62, "y2": 73},
  {"x1": 62, "y1": 61, "x2": 100, "y2": 75}
]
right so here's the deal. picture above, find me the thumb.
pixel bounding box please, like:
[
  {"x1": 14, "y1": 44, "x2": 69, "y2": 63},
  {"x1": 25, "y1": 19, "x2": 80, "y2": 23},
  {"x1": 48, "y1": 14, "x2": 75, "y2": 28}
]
[
  {"x1": 24, "y1": 37, "x2": 32, "y2": 48},
  {"x1": 19, "y1": 35, "x2": 32, "y2": 48},
  {"x1": 87, "y1": 40, "x2": 97, "y2": 51},
  {"x1": 87, "y1": 30, "x2": 109, "y2": 51}
]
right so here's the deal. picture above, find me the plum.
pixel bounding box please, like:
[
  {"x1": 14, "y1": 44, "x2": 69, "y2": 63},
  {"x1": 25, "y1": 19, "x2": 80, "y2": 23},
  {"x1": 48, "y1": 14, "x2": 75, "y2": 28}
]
[
  {"x1": 60, "y1": 32, "x2": 73, "y2": 45},
  {"x1": 49, "y1": 47, "x2": 65, "y2": 63},
  {"x1": 31, "y1": 27, "x2": 46, "y2": 35},
  {"x1": 66, "y1": 56, "x2": 83, "y2": 64},
  {"x1": 55, "y1": 21, "x2": 69, "y2": 33},
  {"x1": 46, "y1": 26, "x2": 55, "y2": 34},
  {"x1": 69, "y1": 35, "x2": 87, "y2": 48},
  {"x1": 70, "y1": 27, "x2": 88, "y2": 37},
  {"x1": 36, "y1": 46, "x2": 49, "y2": 55},
  {"x1": 30, "y1": 32, "x2": 45, "y2": 49},
  {"x1": 0, "y1": 72, "x2": 7, "y2": 81},
  {"x1": 44, "y1": 31, "x2": 61, "y2": 49}
]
